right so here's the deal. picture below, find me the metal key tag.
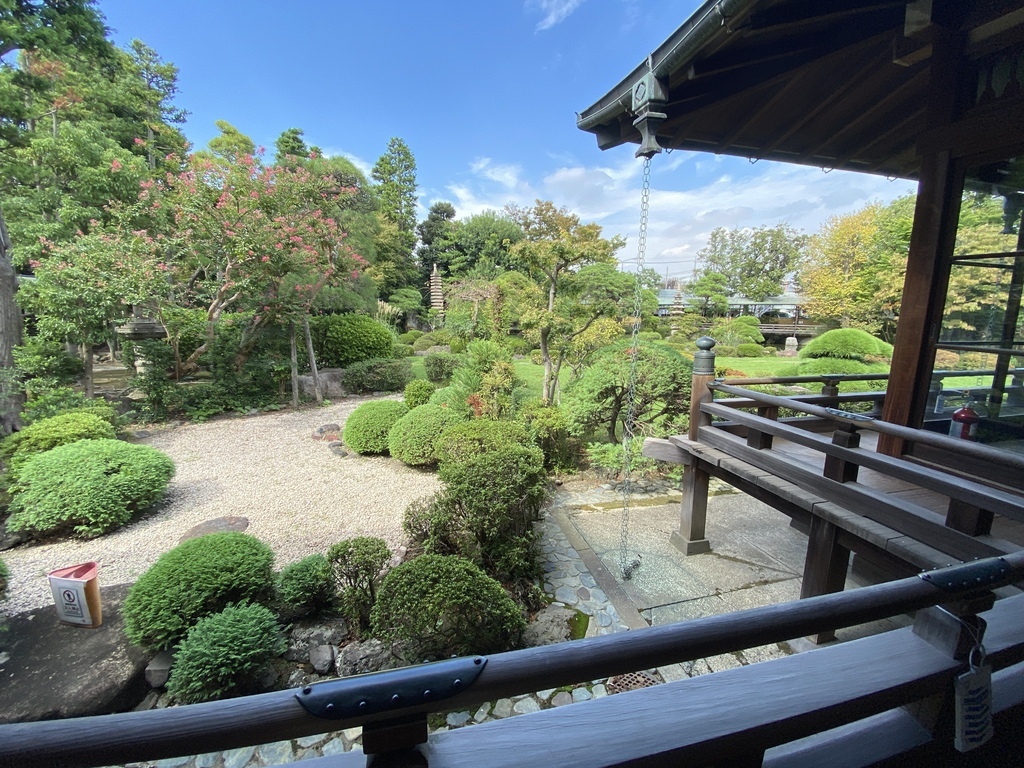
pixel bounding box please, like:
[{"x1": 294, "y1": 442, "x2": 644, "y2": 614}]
[{"x1": 954, "y1": 644, "x2": 993, "y2": 753}]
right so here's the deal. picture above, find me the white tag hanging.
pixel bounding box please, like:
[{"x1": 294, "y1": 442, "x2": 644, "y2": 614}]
[{"x1": 954, "y1": 645, "x2": 993, "y2": 753}]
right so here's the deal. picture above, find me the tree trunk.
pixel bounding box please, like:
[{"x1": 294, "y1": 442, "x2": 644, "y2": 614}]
[
  {"x1": 0, "y1": 207, "x2": 24, "y2": 435},
  {"x1": 303, "y1": 316, "x2": 323, "y2": 405},
  {"x1": 540, "y1": 327, "x2": 553, "y2": 405},
  {"x1": 81, "y1": 342, "x2": 94, "y2": 398},
  {"x1": 289, "y1": 321, "x2": 299, "y2": 408}
]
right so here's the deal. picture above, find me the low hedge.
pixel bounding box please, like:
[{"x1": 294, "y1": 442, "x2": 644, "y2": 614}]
[
  {"x1": 6, "y1": 439, "x2": 175, "y2": 539},
  {"x1": 343, "y1": 400, "x2": 409, "y2": 454},
  {"x1": 423, "y1": 352, "x2": 461, "y2": 382},
  {"x1": 371, "y1": 555, "x2": 525, "y2": 662},
  {"x1": 122, "y1": 532, "x2": 276, "y2": 652},
  {"x1": 342, "y1": 358, "x2": 412, "y2": 394},
  {"x1": 166, "y1": 603, "x2": 285, "y2": 703},
  {"x1": 387, "y1": 404, "x2": 465, "y2": 467}
]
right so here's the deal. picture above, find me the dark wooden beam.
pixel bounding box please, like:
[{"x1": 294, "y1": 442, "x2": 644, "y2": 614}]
[
  {"x1": 834, "y1": 106, "x2": 928, "y2": 167},
  {"x1": 715, "y1": 72, "x2": 808, "y2": 153},
  {"x1": 747, "y1": 0, "x2": 905, "y2": 34}
]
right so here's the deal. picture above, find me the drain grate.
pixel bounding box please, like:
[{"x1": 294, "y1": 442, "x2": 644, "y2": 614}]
[{"x1": 607, "y1": 671, "x2": 659, "y2": 695}]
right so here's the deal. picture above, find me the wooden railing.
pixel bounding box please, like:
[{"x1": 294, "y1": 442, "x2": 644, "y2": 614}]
[{"x1": 2, "y1": 554, "x2": 1024, "y2": 768}]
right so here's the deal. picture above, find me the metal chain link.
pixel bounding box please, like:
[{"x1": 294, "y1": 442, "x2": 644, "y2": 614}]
[{"x1": 620, "y1": 156, "x2": 652, "y2": 580}]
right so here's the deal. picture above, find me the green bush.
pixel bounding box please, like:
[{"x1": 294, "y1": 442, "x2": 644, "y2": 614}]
[
  {"x1": 327, "y1": 536, "x2": 390, "y2": 631},
  {"x1": 1, "y1": 411, "x2": 116, "y2": 479},
  {"x1": 412, "y1": 332, "x2": 444, "y2": 352},
  {"x1": 427, "y1": 385, "x2": 472, "y2": 418},
  {"x1": 436, "y1": 443, "x2": 547, "y2": 581},
  {"x1": 586, "y1": 440, "x2": 657, "y2": 479},
  {"x1": 404, "y1": 379, "x2": 436, "y2": 410},
  {"x1": 387, "y1": 404, "x2": 466, "y2": 467},
  {"x1": 12, "y1": 337, "x2": 83, "y2": 390},
  {"x1": 423, "y1": 352, "x2": 461, "y2": 382},
  {"x1": 799, "y1": 328, "x2": 893, "y2": 362},
  {"x1": 735, "y1": 343, "x2": 764, "y2": 358},
  {"x1": 277, "y1": 555, "x2": 335, "y2": 618},
  {"x1": 166, "y1": 603, "x2": 286, "y2": 703},
  {"x1": 529, "y1": 349, "x2": 543, "y2": 365},
  {"x1": 637, "y1": 331, "x2": 663, "y2": 341},
  {"x1": 342, "y1": 358, "x2": 413, "y2": 393},
  {"x1": 518, "y1": 399, "x2": 577, "y2": 472},
  {"x1": 20, "y1": 387, "x2": 119, "y2": 427},
  {"x1": 398, "y1": 330, "x2": 424, "y2": 345},
  {"x1": 310, "y1": 314, "x2": 394, "y2": 369},
  {"x1": 449, "y1": 337, "x2": 467, "y2": 353},
  {"x1": 393, "y1": 343, "x2": 415, "y2": 358},
  {"x1": 437, "y1": 420, "x2": 532, "y2": 468},
  {"x1": 710, "y1": 316, "x2": 764, "y2": 346},
  {"x1": 122, "y1": 533, "x2": 276, "y2": 652},
  {"x1": 6, "y1": 439, "x2": 175, "y2": 539},
  {"x1": 371, "y1": 555, "x2": 525, "y2": 662},
  {"x1": 0, "y1": 557, "x2": 8, "y2": 601},
  {"x1": 343, "y1": 400, "x2": 409, "y2": 454},
  {"x1": 502, "y1": 336, "x2": 532, "y2": 356}
]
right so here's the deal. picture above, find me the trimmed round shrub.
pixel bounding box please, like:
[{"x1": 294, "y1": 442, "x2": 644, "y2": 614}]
[
  {"x1": 6, "y1": 439, "x2": 175, "y2": 539},
  {"x1": 412, "y1": 332, "x2": 445, "y2": 352},
  {"x1": 310, "y1": 314, "x2": 394, "y2": 369},
  {"x1": 799, "y1": 328, "x2": 893, "y2": 362},
  {"x1": 735, "y1": 343, "x2": 765, "y2": 358},
  {"x1": 437, "y1": 420, "x2": 532, "y2": 469},
  {"x1": 782, "y1": 358, "x2": 873, "y2": 376},
  {"x1": 21, "y1": 388, "x2": 118, "y2": 427},
  {"x1": 0, "y1": 557, "x2": 8, "y2": 601},
  {"x1": 342, "y1": 358, "x2": 413, "y2": 393},
  {"x1": 529, "y1": 349, "x2": 543, "y2": 365},
  {"x1": 166, "y1": 603, "x2": 286, "y2": 703},
  {"x1": 1, "y1": 411, "x2": 116, "y2": 479},
  {"x1": 371, "y1": 555, "x2": 525, "y2": 662},
  {"x1": 277, "y1": 555, "x2": 335, "y2": 618},
  {"x1": 502, "y1": 336, "x2": 532, "y2": 356},
  {"x1": 404, "y1": 379, "x2": 436, "y2": 409},
  {"x1": 343, "y1": 400, "x2": 409, "y2": 454},
  {"x1": 327, "y1": 536, "x2": 390, "y2": 630},
  {"x1": 122, "y1": 532, "x2": 276, "y2": 652},
  {"x1": 398, "y1": 330, "x2": 423, "y2": 345},
  {"x1": 423, "y1": 352, "x2": 461, "y2": 382},
  {"x1": 387, "y1": 404, "x2": 466, "y2": 467},
  {"x1": 449, "y1": 337, "x2": 467, "y2": 353},
  {"x1": 393, "y1": 343, "x2": 415, "y2": 357}
]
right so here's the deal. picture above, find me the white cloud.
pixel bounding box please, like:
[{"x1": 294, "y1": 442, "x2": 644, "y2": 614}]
[
  {"x1": 321, "y1": 147, "x2": 373, "y2": 178},
  {"x1": 528, "y1": 0, "x2": 587, "y2": 31},
  {"x1": 469, "y1": 158, "x2": 523, "y2": 189}
]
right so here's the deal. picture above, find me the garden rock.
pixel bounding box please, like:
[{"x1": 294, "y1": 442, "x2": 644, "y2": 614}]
[
  {"x1": 327, "y1": 441, "x2": 348, "y2": 457},
  {"x1": 309, "y1": 645, "x2": 336, "y2": 675},
  {"x1": 145, "y1": 650, "x2": 175, "y2": 688},
  {"x1": 285, "y1": 618, "x2": 349, "y2": 662},
  {"x1": 311, "y1": 423, "x2": 341, "y2": 441},
  {"x1": 0, "y1": 584, "x2": 148, "y2": 724},
  {"x1": 522, "y1": 604, "x2": 575, "y2": 647},
  {"x1": 0, "y1": 522, "x2": 29, "y2": 552},
  {"x1": 178, "y1": 515, "x2": 249, "y2": 542},
  {"x1": 336, "y1": 639, "x2": 398, "y2": 677},
  {"x1": 300, "y1": 369, "x2": 347, "y2": 401}
]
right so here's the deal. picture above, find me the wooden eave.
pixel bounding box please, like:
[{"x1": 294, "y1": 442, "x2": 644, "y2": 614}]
[{"x1": 577, "y1": 0, "x2": 1024, "y2": 180}]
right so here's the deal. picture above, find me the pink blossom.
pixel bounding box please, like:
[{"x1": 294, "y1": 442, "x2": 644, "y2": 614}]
[
  {"x1": 110, "y1": 158, "x2": 122, "y2": 172},
  {"x1": 261, "y1": 256, "x2": 270, "y2": 262},
  {"x1": 134, "y1": 137, "x2": 145, "y2": 145}
]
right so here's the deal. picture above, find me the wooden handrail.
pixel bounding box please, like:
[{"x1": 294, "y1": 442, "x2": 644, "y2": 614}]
[
  {"x1": 721, "y1": 367, "x2": 1023, "y2": 388},
  {"x1": 3, "y1": 554, "x2": 1024, "y2": 768},
  {"x1": 708, "y1": 382, "x2": 1024, "y2": 473}
]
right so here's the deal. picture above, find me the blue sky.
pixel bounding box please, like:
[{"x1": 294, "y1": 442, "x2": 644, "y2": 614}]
[{"x1": 99, "y1": 0, "x2": 917, "y2": 283}]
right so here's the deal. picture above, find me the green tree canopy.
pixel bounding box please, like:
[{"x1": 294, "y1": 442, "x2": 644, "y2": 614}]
[{"x1": 696, "y1": 223, "x2": 806, "y2": 302}]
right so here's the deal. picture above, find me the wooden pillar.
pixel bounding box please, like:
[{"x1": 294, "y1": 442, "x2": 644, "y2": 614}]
[
  {"x1": 879, "y1": 5, "x2": 967, "y2": 456},
  {"x1": 800, "y1": 517, "x2": 850, "y2": 644},
  {"x1": 673, "y1": 336, "x2": 716, "y2": 556}
]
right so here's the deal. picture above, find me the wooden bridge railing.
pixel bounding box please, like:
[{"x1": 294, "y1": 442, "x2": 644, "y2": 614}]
[{"x1": 2, "y1": 554, "x2": 1024, "y2": 768}]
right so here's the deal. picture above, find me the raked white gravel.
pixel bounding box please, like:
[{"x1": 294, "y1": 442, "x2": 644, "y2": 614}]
[{"x1": 0, "y1": 396, "x2": 441, "y2": 617}]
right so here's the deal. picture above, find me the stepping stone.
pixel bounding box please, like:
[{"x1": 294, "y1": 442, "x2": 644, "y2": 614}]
[{"x1": 179, "y1": 515, "x2": 249, "y2": 542}]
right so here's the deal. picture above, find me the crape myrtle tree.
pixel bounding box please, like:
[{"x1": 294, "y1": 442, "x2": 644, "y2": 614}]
[
  {"x1": 138, "y1": 147, "x2": 367, "y2": 377},
  {"x1": 505, "y1": 200, "x2": 630, "y2": 403},
  {"x1": 0, "y1": 1, "x2": 186, "y2": 433}
]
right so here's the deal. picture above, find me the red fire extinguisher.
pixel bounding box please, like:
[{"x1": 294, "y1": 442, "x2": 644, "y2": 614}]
[{"x1": 949, "y1": 392, "x2": 981, "y2": 441}]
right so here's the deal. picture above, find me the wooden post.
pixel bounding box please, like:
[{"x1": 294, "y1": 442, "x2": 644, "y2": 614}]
[
  {"x1": 821, "y1": 378, "x2": 839, "y2": 398},
  {"x1": 822, "y1": 424, "x2": 861, "y2": 484},
  {"x1": 945, "y1": 499, "x2": 993, "y2": 537},
  {"x1": 800, "y1": 517, "x2": 850, "y2": 644},
  {"x1": 673, "y1": 337, "x2": 716, "y2": 556}
]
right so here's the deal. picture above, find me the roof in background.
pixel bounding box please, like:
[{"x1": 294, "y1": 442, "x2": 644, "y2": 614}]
[{"x1": 577, "y1": 0, "x2": 1023, "y2": 180}]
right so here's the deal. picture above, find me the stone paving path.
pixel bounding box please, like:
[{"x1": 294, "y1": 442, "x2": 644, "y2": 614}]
[{"x1": 123, "y1": 482, "x2": 658, "y2": 768}]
